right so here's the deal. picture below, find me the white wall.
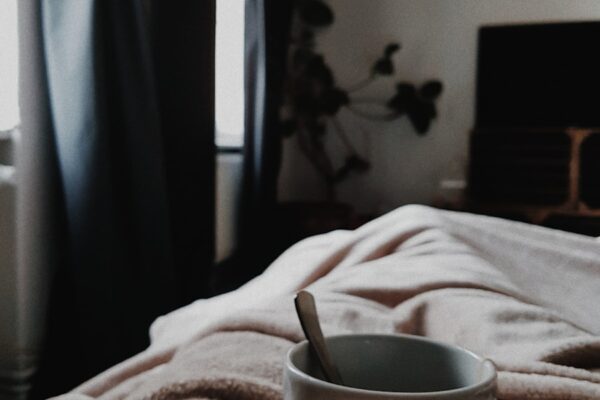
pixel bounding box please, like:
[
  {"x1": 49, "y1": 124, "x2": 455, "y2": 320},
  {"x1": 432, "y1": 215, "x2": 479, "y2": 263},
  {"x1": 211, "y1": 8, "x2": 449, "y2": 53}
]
[{"x1": 278, "y1": 0, "x2": 600, "y2": 214}]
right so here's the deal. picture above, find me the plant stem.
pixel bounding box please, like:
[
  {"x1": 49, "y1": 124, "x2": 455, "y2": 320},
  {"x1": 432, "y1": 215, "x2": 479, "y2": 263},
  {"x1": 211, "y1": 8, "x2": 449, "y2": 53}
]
[
  {"x1": 296, "y1": 127, "x2": 335, "y2": 185},
  {"x1": 350, "y1": 97, "x2": 386, "y2": 105},
  {"x1": 331, "y1": 117, "x2": 357, "y2": 154},
  {"x1": 347, "y1": 74, "x2": 377, "y2": 93},
  {"x1": 296, "y1": 128, "x2": 338, "y2": 202},
  {"x1": 344, "y1": 105, "x2": 398, "y2": 121}
]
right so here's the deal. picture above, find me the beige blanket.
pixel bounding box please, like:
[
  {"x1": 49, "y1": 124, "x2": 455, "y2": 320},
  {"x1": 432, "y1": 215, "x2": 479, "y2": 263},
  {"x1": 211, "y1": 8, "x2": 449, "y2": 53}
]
[{"x1": 56, "y1": 205, "x2": 600, "y2": 399}]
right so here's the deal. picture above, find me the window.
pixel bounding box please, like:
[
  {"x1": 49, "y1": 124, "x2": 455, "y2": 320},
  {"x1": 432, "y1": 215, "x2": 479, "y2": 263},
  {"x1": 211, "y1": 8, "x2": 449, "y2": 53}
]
[
  {"x1": 0, "y1": 0, "x2": 19, "y2": 131},
  {"x1": 215, "y1": 0, "x2": 245, "y2": 148},
  {"x1": 1, "y1": 0, "x2": 245, "y2": 140}
]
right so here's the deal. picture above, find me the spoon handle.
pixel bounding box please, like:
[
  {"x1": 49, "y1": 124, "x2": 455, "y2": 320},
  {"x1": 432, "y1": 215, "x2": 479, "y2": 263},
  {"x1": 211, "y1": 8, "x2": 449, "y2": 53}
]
[{"x1": 295, "y1": 290, "x2": 344, "y2": 385}]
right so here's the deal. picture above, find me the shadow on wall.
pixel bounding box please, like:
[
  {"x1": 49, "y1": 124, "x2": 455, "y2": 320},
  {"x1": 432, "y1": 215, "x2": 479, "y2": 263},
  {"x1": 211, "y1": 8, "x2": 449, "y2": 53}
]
[{"x1": 278, "y1": 0, "x2": 600, "y2": 215}]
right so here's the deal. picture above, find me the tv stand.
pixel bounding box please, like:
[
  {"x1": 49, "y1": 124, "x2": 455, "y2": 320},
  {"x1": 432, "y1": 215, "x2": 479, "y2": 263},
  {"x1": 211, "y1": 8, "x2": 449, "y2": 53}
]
[{"x1": 467, "y1": 127, "x2": 600, "y2": 235}]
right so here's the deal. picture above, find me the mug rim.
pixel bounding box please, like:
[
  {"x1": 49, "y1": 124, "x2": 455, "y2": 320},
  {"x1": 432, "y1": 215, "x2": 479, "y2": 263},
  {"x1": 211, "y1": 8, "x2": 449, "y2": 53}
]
[{"x1": 285, "y1": 333, "x2": 497, "y2": 398}]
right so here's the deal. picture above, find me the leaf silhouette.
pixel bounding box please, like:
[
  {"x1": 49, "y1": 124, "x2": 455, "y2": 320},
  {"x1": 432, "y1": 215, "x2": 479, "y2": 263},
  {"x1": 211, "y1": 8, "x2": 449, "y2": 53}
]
[
  {"x1": 299, "y1": 1, "x2": 334, "y2": 27},
  {"x1": 419, "y1": 80, "x2": 443, "y2": 100}
]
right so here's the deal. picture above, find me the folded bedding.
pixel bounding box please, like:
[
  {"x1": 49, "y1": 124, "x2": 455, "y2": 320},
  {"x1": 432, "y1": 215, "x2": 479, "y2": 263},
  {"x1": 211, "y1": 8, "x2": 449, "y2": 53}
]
[{"x1": 55, "y1": 205, "x2": 600, "y2": 400}]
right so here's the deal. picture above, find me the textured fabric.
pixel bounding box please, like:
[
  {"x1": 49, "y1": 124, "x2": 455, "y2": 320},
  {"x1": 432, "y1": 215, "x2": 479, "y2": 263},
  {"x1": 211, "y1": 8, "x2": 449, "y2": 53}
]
[
  {"x1": 19, "y1": 0, "x2": 216, "y2": 396},
  {"x1": 56, "y1": 206, "x2": 600, "y2": 399}
]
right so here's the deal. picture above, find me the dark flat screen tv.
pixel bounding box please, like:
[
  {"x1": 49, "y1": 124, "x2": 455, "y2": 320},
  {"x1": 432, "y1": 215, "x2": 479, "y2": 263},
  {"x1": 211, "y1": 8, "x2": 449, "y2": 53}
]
[{"x1": 476, "y1": 21, "x2": 600, "y2": 128}]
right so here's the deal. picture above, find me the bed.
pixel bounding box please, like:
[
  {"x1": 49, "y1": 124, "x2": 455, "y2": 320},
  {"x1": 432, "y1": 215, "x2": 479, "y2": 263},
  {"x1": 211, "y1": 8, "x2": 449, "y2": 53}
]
[{"x1": 55, "y1": 205, "x2": 600, "y2": 399}]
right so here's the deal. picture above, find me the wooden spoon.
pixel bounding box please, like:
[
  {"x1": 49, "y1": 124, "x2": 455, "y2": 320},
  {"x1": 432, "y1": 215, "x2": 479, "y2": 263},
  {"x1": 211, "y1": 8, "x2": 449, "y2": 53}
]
[{"x1": 294, "y1": 290, "x2": 344, "y2": 385}]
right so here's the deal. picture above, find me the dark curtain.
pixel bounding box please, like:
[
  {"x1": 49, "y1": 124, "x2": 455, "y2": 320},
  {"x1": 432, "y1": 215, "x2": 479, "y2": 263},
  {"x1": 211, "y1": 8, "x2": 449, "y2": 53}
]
[
  {"x1": 18, "y1": 0, "x2": 215, "y2": 397},
  {"x1": 214, "y1": 0, "x2": 294, "y2": 292}
]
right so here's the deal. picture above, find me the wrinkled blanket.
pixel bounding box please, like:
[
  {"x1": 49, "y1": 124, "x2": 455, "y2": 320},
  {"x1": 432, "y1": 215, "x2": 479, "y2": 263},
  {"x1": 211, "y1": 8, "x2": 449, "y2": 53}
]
[{"x1": 56, "y1": 205, "x2": 600, "y2": 399}]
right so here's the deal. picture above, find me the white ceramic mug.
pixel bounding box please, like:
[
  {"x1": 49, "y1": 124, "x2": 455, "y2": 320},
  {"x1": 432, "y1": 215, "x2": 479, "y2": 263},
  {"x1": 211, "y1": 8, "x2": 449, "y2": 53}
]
[{"x1": 283, "y1": 334, "x2": 496, "y2": 400}]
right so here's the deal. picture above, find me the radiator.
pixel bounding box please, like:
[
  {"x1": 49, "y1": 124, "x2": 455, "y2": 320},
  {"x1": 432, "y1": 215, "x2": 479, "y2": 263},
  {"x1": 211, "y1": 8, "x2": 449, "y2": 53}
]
[
  {"x1": 0, "y1": 138, "x2": 244, "y2": 399},
  {"x1": 0, "y1": 128, "x2": 29, "y2": 400},
  {"x1": 215, "y1": 152, "x2": 243, "y2": 262}
]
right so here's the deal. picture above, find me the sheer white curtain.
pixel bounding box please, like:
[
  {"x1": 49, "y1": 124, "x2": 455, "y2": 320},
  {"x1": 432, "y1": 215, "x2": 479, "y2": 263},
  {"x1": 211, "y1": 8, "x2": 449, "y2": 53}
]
[
  {"x1": 2, "y1": 0, "x2": 61, "y2": 397},
  {"x1": 0, "y1": 0, "x2": 18, "y2": 192},
  {"x1": 0, "y1": 0, "x2": 19, "y2": 131},
  {"x1": 0, "y1": 0, "x2": 24, "y2": 398},
  {"x1": 215, "y1": 0, "x2": 244, "y2": 148}
]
